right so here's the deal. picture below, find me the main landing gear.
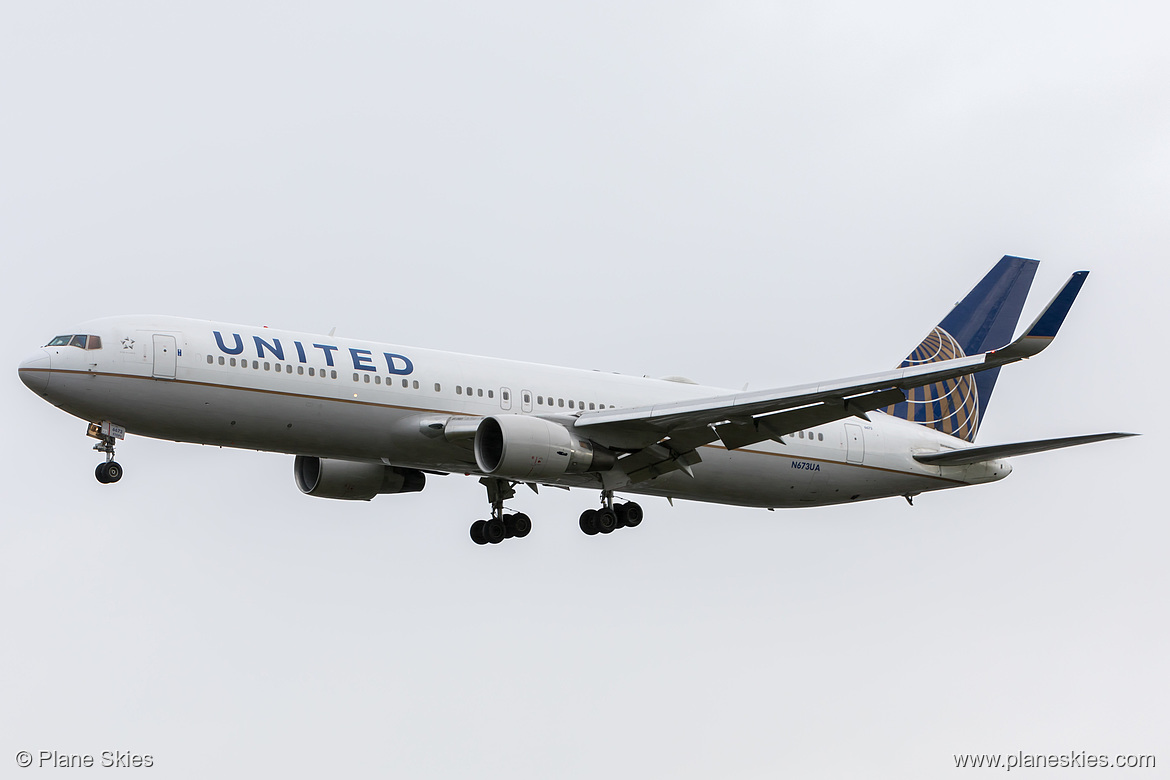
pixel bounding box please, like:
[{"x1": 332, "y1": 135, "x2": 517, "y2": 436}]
[
  {"x1": 468, "y1": 482, "x2": 645, "y2": 546},
  {"x1": 89, "y1": 423, "x2": 124, "y2": 484},
  {"x1": 470, "y1": 478, "x2": 532, "y2": 545},
  {"x1": 579, "y1": 490, "x2": 643, "y2": 536}
]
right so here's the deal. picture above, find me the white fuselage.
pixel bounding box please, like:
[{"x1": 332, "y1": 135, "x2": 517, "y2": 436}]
[{"x1": 19, "y1": 315, "x2": 1011, "y2": 508}]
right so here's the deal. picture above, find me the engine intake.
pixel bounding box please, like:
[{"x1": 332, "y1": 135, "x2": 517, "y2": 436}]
[
  {"x1": 474, "y1": 415, "x2": 615, "y2": 481},
  {"x1": 294, "y1": 456, "x2": 426, "y2": 500}
]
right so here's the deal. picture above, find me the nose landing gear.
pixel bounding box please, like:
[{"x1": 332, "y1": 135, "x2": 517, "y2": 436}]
[{"x1": 87, "y1": 421, "x2": 125, "y2": 484}]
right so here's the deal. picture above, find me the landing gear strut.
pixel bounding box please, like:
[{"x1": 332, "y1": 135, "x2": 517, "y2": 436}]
[
  {"x1": 470, "y1": 477, "x2": 532, "y2": 545},
  {"x1": 579, "y1": 490, "x2": 643, "y2": 536},
  {"x1": 88, "y1": 423, "x2": 124, "y2": 484}
]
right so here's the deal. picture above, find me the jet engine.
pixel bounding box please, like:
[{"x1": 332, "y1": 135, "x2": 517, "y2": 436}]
[
  {"x1": 294, "y1": 455, "x2": 426, "y2": 500},
  {"x1": 474, "y1": 415, "x2": 616, "y2": 481}
]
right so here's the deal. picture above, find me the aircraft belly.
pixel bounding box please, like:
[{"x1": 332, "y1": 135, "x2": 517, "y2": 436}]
[
  {"x1": 618, "y1": 446, "x2": 958, "y2": 509},
  {"x1": 47, "y1": 372, "x2": 472, "y2": 464}
]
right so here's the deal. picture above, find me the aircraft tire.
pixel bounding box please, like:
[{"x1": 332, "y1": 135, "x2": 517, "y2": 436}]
[
  {"x1": 622, "y1": 502, "x2": 643, "y2": 527},
  {"x1": 95, "y1": 463, "x2": 111, "y2": 484},
  {"x1": 485, "y1": 518, "x2": 507, "y2": 544},
  {"x1": 470, "y1": 520, "x2": 489, "y2": 545},
  {"x1": 509, "y1": 513, "x2": 532, "y2": 538},
  {"x1": 579, "y1": 509, "x2": 599, "y2": 536},
  {"x1": 596, "y1": 507, "x2": 617, "y2": 534},
  {"x1": 105, "y1": 461, "x2": 123, "y2": 483}
]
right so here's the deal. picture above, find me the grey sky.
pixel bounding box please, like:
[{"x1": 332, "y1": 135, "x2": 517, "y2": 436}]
[{"x1": 2, "y1": 2, "x2": 1167, "y2": 777}]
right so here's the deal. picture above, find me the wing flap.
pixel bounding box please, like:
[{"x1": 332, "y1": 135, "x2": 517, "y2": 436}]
[{"x1": 714, "y1": 388, "x2": 907, "y2": 450}]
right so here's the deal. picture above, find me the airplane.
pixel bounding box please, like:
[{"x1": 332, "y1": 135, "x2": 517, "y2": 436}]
[{"x1": 17, "y1": 256, "x2": 1134, "y2": 545}]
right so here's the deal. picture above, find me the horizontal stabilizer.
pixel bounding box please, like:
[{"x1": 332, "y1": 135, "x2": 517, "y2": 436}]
[{"x1": 913, "y1": 432, "x2": 1137, "y2": 466}]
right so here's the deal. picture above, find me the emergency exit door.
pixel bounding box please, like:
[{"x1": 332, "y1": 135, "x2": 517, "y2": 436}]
[
  {"x1": 844, "y1": 423, "x2": 865, "y2": 464},
  {"x1": 152, "y1": 334, "x2": 177, "y2": 378}
]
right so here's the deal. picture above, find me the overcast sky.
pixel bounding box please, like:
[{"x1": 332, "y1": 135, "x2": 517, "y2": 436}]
[{"x1": 2, "y1": 2, "x2": 1167, "y2": 778}]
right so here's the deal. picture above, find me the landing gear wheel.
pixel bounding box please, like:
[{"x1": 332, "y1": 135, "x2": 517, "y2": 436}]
[
  {"x1": 596, "y1": 507, "x2": 618, "y2": 534},
  {"x1": 470, "y1": 520, "x2": 489, "y2": 545},
  {"x1": 484, "y1": 517, "x2": 507, "y2": 544},
  {"x1": 95, "y1": 461, "x2": 123, "y2": 484},
  {"x1": 579, "y1": 509, "x2": 599, "y2": 535},
  {"x1": 622, "y1": 501, "x2": 643, "y2": 527},
  {"x1": 614, "y1": 503, "x2": 628, "y2": 528},
  {"x1": 508, "y1": 513, "x2": 532, "y2": 538}
]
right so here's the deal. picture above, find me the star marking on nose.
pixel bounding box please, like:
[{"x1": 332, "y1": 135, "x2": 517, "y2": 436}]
[{"x1": 122, "y1": 337, "x2": 135, "y2": 350}]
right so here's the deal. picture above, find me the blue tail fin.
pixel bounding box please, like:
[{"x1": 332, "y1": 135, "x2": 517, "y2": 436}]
[{"x1": 882, "y1": 256, "x2": 1038, "y2": 441}]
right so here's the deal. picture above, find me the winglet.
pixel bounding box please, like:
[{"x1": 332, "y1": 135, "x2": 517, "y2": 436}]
[{"x1": 989, "y1": 271, "x2": 1089, "y2": 361}]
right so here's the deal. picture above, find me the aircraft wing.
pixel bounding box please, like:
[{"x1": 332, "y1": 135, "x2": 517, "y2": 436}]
[{"x1": 573, "y1": 272, "x2": 1089, "y2": 484}]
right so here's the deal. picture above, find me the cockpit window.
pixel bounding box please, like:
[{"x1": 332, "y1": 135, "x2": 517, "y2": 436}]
[{"x1": 45, "y1": 334, "x2": 103, "y2": 349}]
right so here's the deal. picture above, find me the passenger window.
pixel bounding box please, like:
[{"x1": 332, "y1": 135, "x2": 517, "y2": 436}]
[
  {"x1": 253, "y1": 361, "x2": 259, "y2": 369},
  {"x1": 330, "y1": 370, "x2": 337, "y2": 379},
  {"x1": 352, "y1": 373, "x2": 359, "y2": 382},
  {"x1": 264, "y1": 362, "x2": 271, "y2": 371},
  {"x1": 298, "y1": 366, "x2": 304, "y2": 375},
  {"x1": 206, "y1": 355, "x2": 213, "y2": 364},
  {"x1": 568, "y1": 400, "x2": 574, "y2": 409},
  {"x1": 818, "y1": 433, "x2": 824, "y2": 441},
  {"x1": 219, "y1": 356, "x2": 225, "y2": 365},
  {"x1": 488, "y1": 390, "x2": 494, "y2": 399},
  {"x1": 401, "y1": 378, "x2": 408, "y2": 388},
  {"x1": 537, "y1": 396, "x2": 544, "y2": 405},
  {"x1": 558, "y1": 399, "x2": 564, "y2": 408},
  {"x1": 588, "y1": 403, "x2": 595, "y2": 410},
  {"x1": 364, "y1": 374, "x2": 371, "y2": 383},
  {"x1": 275, "y1": 364, "x2": 282, "y2": 372},
  {"x1": 477, "y1": 388, "x2": 483, "y2": 397},
  {"x1": 502, "y1": 391, "x2": 508, "y2": 401},
  {"x1": 413, "y1": 380, "x2": 419, "y2": 389},
  {"x1": 230, "y1": 358, "x2": 236, "y2": 367},
  {"x1": 523, "y1": 393, "x2": 530, "y2": 403},
  {"x1": 375, "y1": 375, "x2": 381, "y2": 384},
  {"x1": 456, "y1": 386, "x2": 462, "y2": 395},
  {"x1": 434, "y1": 383, "x2": 441, "y2": 392},
  {"x1": 308, "y1": 367, "x2": 315, "y2": 376}
]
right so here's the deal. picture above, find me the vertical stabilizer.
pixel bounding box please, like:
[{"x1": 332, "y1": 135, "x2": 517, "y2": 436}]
[{"x1": 882, "y1": 256, "x2": 1038, "y2": 441}]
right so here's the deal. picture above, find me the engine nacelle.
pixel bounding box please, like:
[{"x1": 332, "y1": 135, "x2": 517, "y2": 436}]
[
  {"x1": 474, "y1": 415, "x2": 615, "y2": 481},
  {"x1": 294, "y1": 456, "x2": 426, "y2": 500}
]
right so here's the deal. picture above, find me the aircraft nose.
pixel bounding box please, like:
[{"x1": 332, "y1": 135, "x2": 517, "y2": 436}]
[{"x1": 18, "y1": 349, "x2": 51, "y2": 395}]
